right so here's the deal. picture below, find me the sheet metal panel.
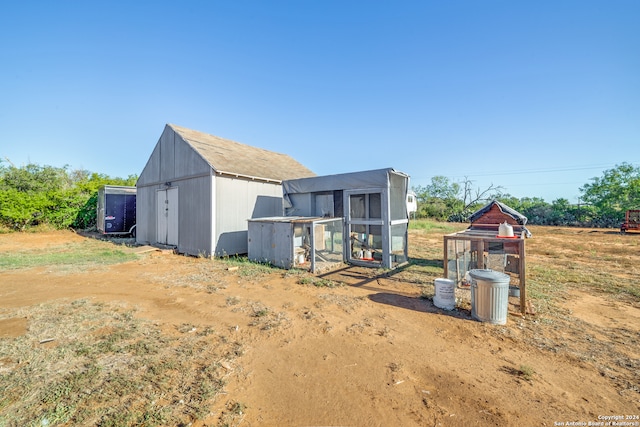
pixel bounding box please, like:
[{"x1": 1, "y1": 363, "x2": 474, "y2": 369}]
[
  {"x1": 215, "y1": 177, "x2": 284, "y2": 256},
  {"x1": 135, "y1": 184, "x2": 158, "y2": 245},
  {"x1": 156, "y1": 189, "x2": 168, "y2": 244},
  {"x1": 138, "y1": 125, "x2": 210, "y2": 187},
  {"x1": 137, "y1": 142, "x2": 162, "y2": 186},
  {"x1": 176, "y1": 175, "x2": 212, "y2": 256},
  {"x1": 158, "y1": 127, "x2": 176, "y2": 182},
  {"x1": 138, "y1": 125, "x2": 175, "y2": 186},
  {"x1": 282, "y1": 168, "x2": 395, "y2": 195},
  {"x1": 248, "y1": 220, "x2": 294, "y2": 269},
  {"x1": 174, "y1": 132, "x2": 211, "y2": 178}
]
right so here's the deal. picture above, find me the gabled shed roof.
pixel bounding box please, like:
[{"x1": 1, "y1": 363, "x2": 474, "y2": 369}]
[{"x1": 170, "y1": 124, "x2": 315, "y2": 182}]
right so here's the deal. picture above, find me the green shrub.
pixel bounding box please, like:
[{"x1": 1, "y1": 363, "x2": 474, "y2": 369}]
[{"x1": 0, "y1": 162, "x2": 136, "y2": 231}]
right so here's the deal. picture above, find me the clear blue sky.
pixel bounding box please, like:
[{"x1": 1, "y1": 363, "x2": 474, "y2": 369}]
[{"x1": 1, "y1": 1, "x2": 638, "y2": 203}]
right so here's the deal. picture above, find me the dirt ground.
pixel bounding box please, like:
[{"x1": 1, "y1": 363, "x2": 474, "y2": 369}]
[{"x1": 1, "y1": 228, "x2": 639, "y2": 426}]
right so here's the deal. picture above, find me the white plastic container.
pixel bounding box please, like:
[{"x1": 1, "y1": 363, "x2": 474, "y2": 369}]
[
  {"x1": 433, "y1": 278, "x2": 456, "y2": 310},
  {"x1": 469, "y1": 269, "x2": 510, "y2": 324},
  {"x1": 498, "y1": 221, "x2": 514, "y2": 237}
]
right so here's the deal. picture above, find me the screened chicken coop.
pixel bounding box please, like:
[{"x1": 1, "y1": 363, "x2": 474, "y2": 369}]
[
  {"x1": 248, "y1": 216, "x2": 344, "y2": 273},
  {"x1": 443, "y1": 200, "x2": 531, "y2": 314},
  {"x1": 282, "y1": 168, "x2": 410, "y2": 270}
]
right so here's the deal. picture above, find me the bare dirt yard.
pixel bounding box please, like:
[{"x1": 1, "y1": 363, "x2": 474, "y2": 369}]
[{"x1": 1, "y1": 224, "x2": 639, "y2": 426}]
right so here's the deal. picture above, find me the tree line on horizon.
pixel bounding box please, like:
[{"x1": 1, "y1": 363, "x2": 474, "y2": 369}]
[
  {"x1": 0, "y1": 160, "x2": 638, "y2": 231},
  {"x1": 411, "y1": 162, "x2": 640, "y2": 228}
]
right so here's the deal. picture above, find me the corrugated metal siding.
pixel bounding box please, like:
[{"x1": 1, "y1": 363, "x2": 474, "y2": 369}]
[
  {"x1": 177, "y1": 175, "x2": 212, "y2": 256},
  {"x1": 174, "y1": 132, "x2": 211, "y2": 178},
  {"x1": 137, "y1": 141, "x2": 162, "y2": 186},
  {"x1": 214, "y1": 177, "x2": 284, "y2": 256},
  {"x1": 248, "y1": 220, "x2": 294, "y2": 268},
  {"x1": 136, "y1": 177, "x2": 213, "y2": 255},
  {"x1": 137, "y1": 125, "x2": 213, "y2": 254},
  {"x1": 138, "y1": 125, "x2": 211, "y2": 186},
  {"x1": 159, "y1": 127, "x2": 176, "y2": 181},
  {"x1": 135, "y1": 184, "x2": 159, "y2": 245}
]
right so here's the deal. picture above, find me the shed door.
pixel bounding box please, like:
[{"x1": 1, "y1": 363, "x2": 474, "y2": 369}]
[
  {"x1": 346, "y1": 192, "x2": 384, "y2": 266},
  {"x1": 157, "y1": 188, "x2": 178, "y2": 245}
]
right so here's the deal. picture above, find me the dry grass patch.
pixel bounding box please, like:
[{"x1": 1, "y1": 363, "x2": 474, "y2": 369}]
[
  {"x1": 0, "y1": 299, "x2": 240, "y2": 426},
  {"x1": 0, "y1": 240, "x2": 137, "y2": 272}
]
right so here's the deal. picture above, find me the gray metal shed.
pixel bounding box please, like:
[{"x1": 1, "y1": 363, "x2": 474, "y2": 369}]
[
  {"x1": 282, "y1": 168, "x2": 410, "y2": 269},
  {"x1": 136, "y1": 124, "x2": 315, "y2": 256}
]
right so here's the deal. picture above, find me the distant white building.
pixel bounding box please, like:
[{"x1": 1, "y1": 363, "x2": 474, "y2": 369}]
[{"x1": 407, "y1": 190, "x2": 418, "y2": 218}]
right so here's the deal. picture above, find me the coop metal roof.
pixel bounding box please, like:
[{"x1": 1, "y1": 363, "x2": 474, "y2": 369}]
[
  {"x1": 468, "y1": 200, "x2": 528, "y2": 225},
  {"x1": 282, "y1": 167, "x2": 407, "y2": 194},
  {"x1": 170, "y1": 124, "x2": 316, "y2": 182}
]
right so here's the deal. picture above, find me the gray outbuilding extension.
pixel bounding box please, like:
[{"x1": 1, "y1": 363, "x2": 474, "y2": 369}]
[
  {"x1": 136, "y1": 124, "x2": 315, "y2": 256},
  {"x1": 282, "y1": 168, "x2": 410, "y2": 269}
]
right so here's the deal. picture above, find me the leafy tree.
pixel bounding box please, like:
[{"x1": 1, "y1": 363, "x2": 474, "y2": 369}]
[
  {"x1": 413, "y1": 176, "x2": 463, "y2": 220},
  {"x1": 0, "y1": 161, "x2": 136, "y2": 231},
  {"x1": 414, "y1": 176, "x2": 503, "y2": 221},
  {"x1": 495, "y1": 194, "x2": 521, "y2": 210},
  {"x1": 580, "y1": 163, "x2": 640, "y2": 226},
  {"x1": 0, "y1": 189, "x2": 45, "y2": 230},
  {"x1": 495, "y1": 195, "x2": 546, "y2": 224},
  {"x1": 411, "y1": 164, "x2": 640, "y2": 227},
  {"x1": 0, "y1": 163, "x2": 70, "y2": 193},
  {"x1": 423, "y1": 176, "x2": 461, "y2": 200},
  {"x1": 73, "y1": 192, "x2": 100, "y2": 229}
]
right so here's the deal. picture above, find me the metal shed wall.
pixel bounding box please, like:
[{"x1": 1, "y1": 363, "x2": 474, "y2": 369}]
[
  {"x1": 283, "y1": 169, "x2": 409, "y2": 213},
  {"x1": 137, "y1": 125, "x2": 212, "y2": 186},
  {"x1": 136, "y1": 176, "x2": 213, "y2": 256},
  {"x1": 247, "y1": 219, "x2": 294, "y2": 269},
  {"x1": 137, "y1": 124, "x2": 312, "y2": 257},
  {"x1": 135, "y1": 184, "x2": 156, "y2": 244},
  {"x1": 177, "y1": 175, "x2": 213, "y2": 256},
  {"x1": 137, "y1": 141, "x2": 162, "y2": 187},
  {"x1": 214, "y1": 176, "x2": 284, "y2": 256},
  {"x1": 136, "y1": 125, "x2": 213, "y2": 255}
]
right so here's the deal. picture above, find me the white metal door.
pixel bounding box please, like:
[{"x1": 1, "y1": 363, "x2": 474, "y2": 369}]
[
  {"x1": 156, "y1": 190, "x2": 167, "y2": 244},
  {"x1": 157, "y1": 188, "x2": 178, "y2": 245},
  {"x1": 166, "y1": 187, "x2": 178, "y2": 245}
]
